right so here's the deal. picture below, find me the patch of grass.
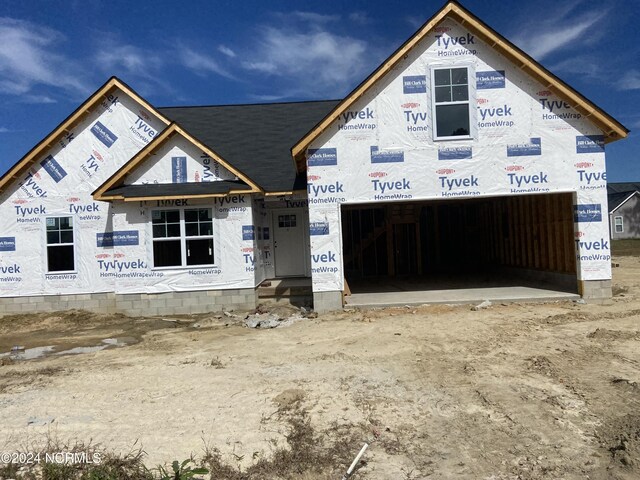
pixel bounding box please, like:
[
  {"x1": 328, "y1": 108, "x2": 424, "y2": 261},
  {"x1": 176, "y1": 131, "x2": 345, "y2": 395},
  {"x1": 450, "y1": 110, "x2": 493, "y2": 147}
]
[
  {"x1": 0, "y1": 439, "x2": 153, "y2": 480},
  {"x1": 612, "y1": 239, "x2": 640, "y2": 256},
  {"x1": 1, "y1": 410, "x2": 366, "y2": 480},
  {"x1": 203, "y1": 407, "x2": 366, "y2": 480}
]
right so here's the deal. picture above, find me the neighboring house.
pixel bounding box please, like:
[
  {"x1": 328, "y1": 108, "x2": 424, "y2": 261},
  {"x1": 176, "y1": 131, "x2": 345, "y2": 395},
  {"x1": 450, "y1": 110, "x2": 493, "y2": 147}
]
[
  {"x1": 0, "y1": 1, "x2": 629, "y2": 315},
  {"x1": 608, "y1": 183, "x2": 640, "y2": 239}
]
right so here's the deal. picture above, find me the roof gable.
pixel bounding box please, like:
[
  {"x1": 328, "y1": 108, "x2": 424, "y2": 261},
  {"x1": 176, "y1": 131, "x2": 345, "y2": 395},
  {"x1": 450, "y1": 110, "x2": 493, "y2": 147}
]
[
  {"x1": 0, "y1": 77, "x2": 172, "y2": 197},
  {"x1": 93, "y1": 123, "x2": 261, "y2": 201},
  {"x1": 291, "y1": 1, "x2": 629, "y2": 172},
  {"x1": 609, "y1": 190, "x2": 640, "y2": 214}
]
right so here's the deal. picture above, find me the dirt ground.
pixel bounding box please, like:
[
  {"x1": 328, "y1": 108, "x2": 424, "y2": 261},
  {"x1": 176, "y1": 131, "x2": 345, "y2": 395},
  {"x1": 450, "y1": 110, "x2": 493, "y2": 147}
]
[{"x1": 1, "y1": 257, "x2": 640, "y2": 479}]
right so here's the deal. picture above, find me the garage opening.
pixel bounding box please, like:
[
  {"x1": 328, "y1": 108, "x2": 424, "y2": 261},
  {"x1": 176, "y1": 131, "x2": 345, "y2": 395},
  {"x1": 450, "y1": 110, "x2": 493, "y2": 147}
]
[{"x1": 341, "y1": 192, "x2": 579, "y2": 306}]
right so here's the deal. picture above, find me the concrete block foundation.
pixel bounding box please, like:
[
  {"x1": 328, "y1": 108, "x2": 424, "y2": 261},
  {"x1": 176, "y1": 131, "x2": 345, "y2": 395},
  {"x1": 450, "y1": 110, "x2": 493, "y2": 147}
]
[
  {"x1": 0, "y1": 288, "x2": 257, "y2": 317},
  {"x1": 579, "y1": 279, "x2": 613, "y2": 303},
  {"x1": 313, "y1": 290, "x2": 343, "y2": 313}
]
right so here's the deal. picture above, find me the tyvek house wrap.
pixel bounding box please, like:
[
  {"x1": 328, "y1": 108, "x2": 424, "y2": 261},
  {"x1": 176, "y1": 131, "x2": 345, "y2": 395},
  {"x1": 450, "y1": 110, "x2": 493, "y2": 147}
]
[
  {"x1": 106, "y1": 132, "x2": 256, "y2": 293},
  {"x1": 0, "y1": 89, "x2": 255, "y2": 296},
  {"x1": 306, "y1": 19, "x2": 610, "y2": 293}
]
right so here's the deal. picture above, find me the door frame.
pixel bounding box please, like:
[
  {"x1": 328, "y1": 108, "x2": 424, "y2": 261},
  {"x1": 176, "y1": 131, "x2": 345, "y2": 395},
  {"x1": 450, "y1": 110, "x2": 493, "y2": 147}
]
[{"x1": 271, "y1": 207, "x2": 311, "y2": 278}]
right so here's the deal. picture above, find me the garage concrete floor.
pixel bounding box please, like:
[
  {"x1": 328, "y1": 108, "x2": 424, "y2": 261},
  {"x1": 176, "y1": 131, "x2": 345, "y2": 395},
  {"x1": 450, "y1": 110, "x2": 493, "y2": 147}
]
[
  {"x1": 345, "y1": 285, "x2": 579, "y2": 308},
  {"x1": 344, "y1": 274, "x2": 579, "y2": 307}
]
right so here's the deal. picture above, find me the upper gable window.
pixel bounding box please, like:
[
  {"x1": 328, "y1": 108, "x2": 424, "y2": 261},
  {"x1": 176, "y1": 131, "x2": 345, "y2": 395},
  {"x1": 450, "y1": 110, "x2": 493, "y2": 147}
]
[{"x1": 432, "y1": 67, "x2": 472, "y2": 140}]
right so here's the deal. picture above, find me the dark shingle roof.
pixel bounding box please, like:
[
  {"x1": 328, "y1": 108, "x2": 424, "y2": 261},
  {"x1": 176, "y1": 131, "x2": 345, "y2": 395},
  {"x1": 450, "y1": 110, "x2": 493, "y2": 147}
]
[
  {"x1": 608, "y1": 191, "x2": 633, "y2": 212},
  {"x1": 105, "y1": 181, "x2": 252, "y2": 199},
  {"x1": 157, "y1": 100, "x2": 340, "y2": 193},
  {"x1": 607, "y1": 182, "x2": 640, "y2": 194}
]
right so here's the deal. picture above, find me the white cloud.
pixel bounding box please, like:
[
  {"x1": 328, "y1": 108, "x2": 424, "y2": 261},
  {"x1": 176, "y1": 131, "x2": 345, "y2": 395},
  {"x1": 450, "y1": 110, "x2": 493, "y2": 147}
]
[
  {"x1": 0, "y1": 127, "x2": 9, "y2": 133},
  {"x1": 178, "y1": 47, "x2": 234, "y2": 79},
  {"x1": 218, "y1": 45, "x2": 236, "y2": 58},
  {"x1": 0, "y1": 17, "x2": 89, "y2": 97},
  {"x1": 512, "y1": 4, "x2": 609, "y2": 60},
  {"x1": 349, "y1": 12, "x2": 372, "y2": 25},
  {"x1": 242, "y1": 26, "x2": 369, "y2": 97},
  {"x1": 95, "y1": 43, "x2": 163, "y2": 78},
  {"x1": 617, "y1": 70, "x2": 640, "y2": 91},
  {"x1": 284, "y1": 11, "x2": 340, "y2": 23}
]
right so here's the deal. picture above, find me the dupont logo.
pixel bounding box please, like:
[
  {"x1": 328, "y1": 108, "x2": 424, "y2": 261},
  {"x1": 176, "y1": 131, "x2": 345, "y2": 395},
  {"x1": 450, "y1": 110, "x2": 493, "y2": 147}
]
[
  {"x1": 576, "y1": 135, "x2": 605, "y2": 154},
  {"x1": 0, "y1": 237, "x2": 16, "y2": 252},
  {"x1": 434, "y1": 26, "x2": 451, "y2": 33},
  {"x1": 401, "y1": 102, "x2": 420, "y2": 109},
  {"x1": 505, "y1": 165, "x2": 525, "y2": 172},
  {"x1": 308, "y1": 148, "x2": 338, "y2": 167},
  {"x1": 309, "y1": 222, "x2": 330, "y2": 236},
  {"x1": 477, "y1": 98, "x2": 489, "y2": 105},
  {"x1": 308, "y1": 174, "x2": 321, "y2": 181},
  {"x1": 91, "y1": 121, "x2": 118, "y2": 148},
  {"x1": 575, "y1": 162, "x2": 594, "y2": 168},
  {"x1": 403, "y1": 75, "x2": 427, "y2": 94},
  {"x1": 537, "y1": 90, "x2": 552, "y2": 97},
  {"x1": 436, "y1": 168, "x2": 455, "y2": 175},
  {"x1": 574, "y1": 204, "x2": 602, "y2": 223},
  {"x1": 172, "y1": 156, "x2": 187, "y2": 183},
  {"x1": 438, "y1": 146, "x2": 472, "y2": 161},
  {"x1": 67, "y1": 197, "x2": 81, "y2": 203},
  {"x1": 370, "y1": 146, "x2": 404, "y2": 164},
  {"x1": 476, "y1": 70, "x2": 505, "y2": 89},
  {"x1": 40, "y1": 155, "x2": 67, "y2": 183},
  {"x1": 12, "y1": 199, "x2": 28, "y2": 204},
  {"x1": 369, "y1": 172, "x2": 388, "y2": 178},
  {"x1": 507, "y1": 138, "x2": 541, "y2": 157},
  {"x1": 97, "y1": 231, "x2": 139, "y2": 247},
  {"x1": 242, "y1": 225, "x2": 255, "y2": 241}
]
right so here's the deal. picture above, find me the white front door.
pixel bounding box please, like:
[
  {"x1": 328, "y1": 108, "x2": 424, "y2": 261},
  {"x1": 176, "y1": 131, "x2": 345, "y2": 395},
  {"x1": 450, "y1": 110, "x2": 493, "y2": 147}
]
[{"x1": 273, "y1": 208, "x2": 306, "y2": 277}]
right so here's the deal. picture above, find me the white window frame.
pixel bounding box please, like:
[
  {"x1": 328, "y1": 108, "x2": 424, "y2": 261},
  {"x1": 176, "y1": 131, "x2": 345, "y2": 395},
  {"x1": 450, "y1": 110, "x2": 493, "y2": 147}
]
[
  {"x1": 151, "y1": 207, "x2": 216, "y2": 270},
  {"x1": 431, "y1": 65, "x2": 475, "y2": 141},
  {"x1": 614, "y1": 216, "x2": 624, "y2": 233},
  {"x1": 44, "y1": 215, "x2": 77, "y2": 274}
]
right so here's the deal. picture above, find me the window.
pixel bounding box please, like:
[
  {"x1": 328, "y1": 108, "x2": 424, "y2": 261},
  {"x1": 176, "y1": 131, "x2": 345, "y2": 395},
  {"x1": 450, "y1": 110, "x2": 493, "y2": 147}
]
[
  {"x1": 278, "y1": 214, "x2": 297, "y2": 228},
  {"x1": 152, "y1": 208, "x2": 214, "y2": 268},
  {"x1": 46, "y1": 216, "x2": 75, "y2": 272},
  {"x1": 614, "y1": 216, "x2": 624, "y2": 233},
  {"x1": 432, "y1": 67, "x2": 471, "y2": 139}
]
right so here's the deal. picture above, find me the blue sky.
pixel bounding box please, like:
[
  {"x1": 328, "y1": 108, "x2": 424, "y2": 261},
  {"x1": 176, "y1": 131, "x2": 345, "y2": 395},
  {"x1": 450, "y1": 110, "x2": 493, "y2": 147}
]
[{"x1": 0, "y1": 0, "x2": 638, "y2": 181}]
